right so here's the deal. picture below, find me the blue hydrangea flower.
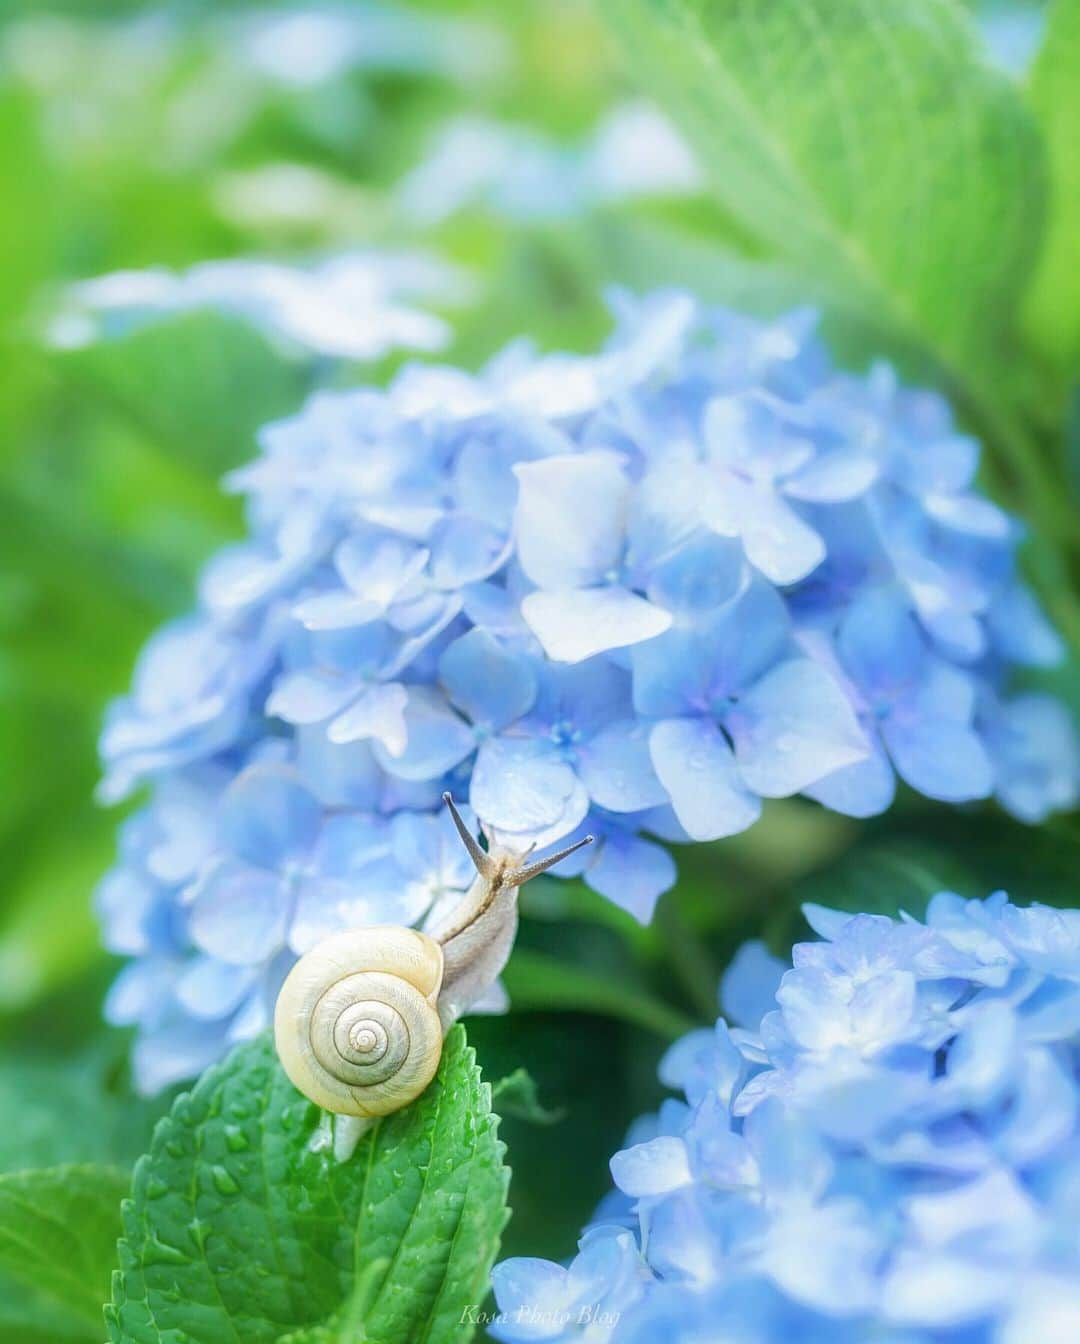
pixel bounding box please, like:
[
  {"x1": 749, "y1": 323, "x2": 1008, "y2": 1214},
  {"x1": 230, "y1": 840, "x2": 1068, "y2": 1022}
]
[
  {"x1": 97, "y1": 290, "x2": 1078, "y2": 1090},
  {"x1": 230, "y1": 3, "x2": 510, "y2": 90},
  {"x1": 397, "y1": 102, "x2": 700, "y2": 227},
  {"x1": 51, "y1": 251, "x2": 470, "y2": 361},
  {"x1": 491, "y1": 894, "x2": 1080, "y2": 1343}
]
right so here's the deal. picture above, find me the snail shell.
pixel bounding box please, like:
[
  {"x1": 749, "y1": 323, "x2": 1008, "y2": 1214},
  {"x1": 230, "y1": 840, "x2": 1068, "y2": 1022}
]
[{"x1": 274, "y1": 926, "x2": 445, "y2": 1118}]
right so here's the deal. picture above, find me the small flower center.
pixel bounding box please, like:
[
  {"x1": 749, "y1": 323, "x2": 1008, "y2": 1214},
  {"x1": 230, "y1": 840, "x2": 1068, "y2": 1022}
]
[
  {"x1": 708, "y1": 690, "x2": 738, "y2": 718},
  {"x1": 549, "y1": 719, "x2": 580, "y2": 750}
]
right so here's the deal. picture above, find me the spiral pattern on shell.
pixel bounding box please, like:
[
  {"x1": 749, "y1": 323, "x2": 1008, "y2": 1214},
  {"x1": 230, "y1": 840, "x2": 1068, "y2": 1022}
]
[{"x1": 274, "y1": 926, "x2": 445, "y2": 1117}]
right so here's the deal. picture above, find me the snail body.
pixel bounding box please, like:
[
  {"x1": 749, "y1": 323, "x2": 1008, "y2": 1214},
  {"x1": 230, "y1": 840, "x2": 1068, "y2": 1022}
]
[
  {"x1": 430, "y1": 846, "x2": 521, "y2": 1031},
  {"x1": 274, "y1": 794, "x2": 592, "y2": 1122}
]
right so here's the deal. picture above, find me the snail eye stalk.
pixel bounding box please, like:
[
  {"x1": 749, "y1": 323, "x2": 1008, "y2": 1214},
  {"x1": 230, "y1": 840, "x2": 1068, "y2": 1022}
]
[
  {"x1": 507, "y1": 834, "x2": 594, "y2": 887},
  {"x1": 441, "y1": 792, "x2": 496, "y2": 880}
]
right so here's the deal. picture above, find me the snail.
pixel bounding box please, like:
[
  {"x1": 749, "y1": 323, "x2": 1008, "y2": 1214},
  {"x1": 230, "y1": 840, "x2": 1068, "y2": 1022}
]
[{"x1": 274, "y1": 793, "x2": 592, "y2": 1155}]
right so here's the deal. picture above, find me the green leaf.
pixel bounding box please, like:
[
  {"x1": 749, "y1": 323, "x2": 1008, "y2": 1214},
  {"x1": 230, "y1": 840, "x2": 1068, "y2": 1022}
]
[
  {"x1": 1026, "y1": 0, "x2": 1080, "y2": 373},
  {"x1": 107, "y1": 1026, "x2": 509, "y2": 1344},
  {"x1": 600, "y1": 0, "x2": 1043, "y2": 373},
  {"x1": 277, "y1": 1260, "x2": 389, "y2": 1344},
  {"x1": 504, "y1": 947, "x2": 696, "y2": 1039},
  {"x1": 780, "y1": 809, "x2": 1080, "y2": 947},
  {"x1": 490, "y1": 1068, "x2": 566, "y2": 1126},
  {"x1": 0, "y1": 1049, "x2": 166, "y2": 1341},
  {"x1": 0, "y1": 1272, "x2": 98, "y2": 1344},
  {"x1": 0, "y1": 1164, "x2": 128, "y2": 1336},
  {"x1": 0, "y1": 1046, "x2": 169, "y2": 1176},
  {"x1": 53, "y1": 310, "x2": 310, "y2": 477},
  {"x1": 590, "y1": 207, "x2": 810, "y2": 316},
  {"x1": 792, "y1": 838, "x2": 972, "y2": 924}
]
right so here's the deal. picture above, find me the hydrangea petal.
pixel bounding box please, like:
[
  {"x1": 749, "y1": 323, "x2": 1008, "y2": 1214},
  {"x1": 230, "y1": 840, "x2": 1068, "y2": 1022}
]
[
  {"x1": 429, "y1": 515, "x2": 510, "y2": 588},
  {"x1": 730, "y1": 659, "x2": 868, "y2": 797},
  {"x1": 577, "y1": 720, "x2": 669, "y2": 813},
  {"x1": 760, "y1": 1200, "x2": 880, "y2": 1315},
  {"x1": 96, "y1": 869, "x2": 159, "y2": 957},
  {"x1": 983, "y1": 693, "x2": 1080, "y2": 823},
  {"x1": 737, "y1": 491, "x2": 827, "y2": 587},
  {"x1": 187, "y1": 860, "x2": 290, "y2": 966},
  {"x1": 837, "y1": 585, "x2": 925, "y2": 696},
  {"x1": 631, "y1": 627, "x2": 714, "y2": 719},
  {"x1": 522, "y1": 587, "x2": 672, "y2": 662},
  {"x1": 585, "y1": 831, "x2": 675, "y2": 923},
  {"x1": 334, "y1": 533, "x2": 427, "y2": 601},
  {"x1": 721, "y1": 940, "x2": 787, "y2": 1030},
  {"x1": 472, "y1": 736, "x2": 585, "y2": 838},
  {"x1": 292, "y1": 590, "x2": 383, "y2": 631},
  {"x1": 218, "y1": 765, "x2": 322, "y2": 868},
  {"x1": 987, "y1": 581, "x2": 1064, "y2": 668},
  {"x1": 104, "y1": 956, "x2": 178, "y2": 1028},
  {"x1": 610, "y1": 1135, "x2": 692, "y2": 1198},
  {"x1": 649, "y1": 718, "x2": 761, "y2": 841},
  {"x1": 783, "y1": 449, "x2": 878, "y2": 503},
  {"x1": 513, "y1": 451, "x2": 630, "y2": 590},
  {"x1": 131, "y1": 1021, "x2": 230, "y2": 1097},
  {"x1": 644, "y1": 531, "x2": 746, "y2": 615},
  {"x1": 802, "y1": 732, "x2": 896, "y2": 818},
  {"x1": 439, "y1": 629, "x2": 537, "y2": 731},
  {"x1": 176, "y1": 957, "x2": 259, "y2": 1021},
  {"x1": 266, "y1": 669, "x2": 358, "y2": 725},
  {"x1": 328, "y1": 682, "x2": 409, "y2": 753},
  {"x1": 372, "y1": 688, "x2": 475, "y2": 781},
  {"x1": 883, "y1": 716, "x2": 993, "y2": 801}
]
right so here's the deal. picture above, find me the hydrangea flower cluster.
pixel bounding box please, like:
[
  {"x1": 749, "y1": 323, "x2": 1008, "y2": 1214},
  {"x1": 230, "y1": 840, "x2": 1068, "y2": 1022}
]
[
  {"x1": 229, "y1": 3, "x2": 509, "y2": 90},
  {"x1": 96, "y1": 290, "x2": 1077, "y2": 1092},
  {"x1": 396, "y1": 102, "x2": 700, "y2": 227},
  {"x1": 51, "y1": 251, "x2": 470, "y2": 361},
  {"x1": 491, "y1": 894, "x2": 1080, "y2": 1344},
  {"x1": 3, "y1": 4, "x2": 507, "y2": 166}
]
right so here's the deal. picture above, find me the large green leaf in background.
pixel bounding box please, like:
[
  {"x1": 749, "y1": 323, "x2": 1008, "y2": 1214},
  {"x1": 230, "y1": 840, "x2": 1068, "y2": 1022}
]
[
  {"x1": 0, "y1": 1165, "x2": 128, "y2": 1341},
  {"x1": 0, "y1": 1047, "x2": 167, "y2": 1177},
  {"x1": 107, "y1": 1027, "x2": 508, "y2": 1344},
  {"x1": 0, "y1": 1280, "x2": 94, "y2": 1344},
  {"x1": 504, "y1": 946, "x2": 694, "y2": 1039},
  {"x1": 591, "y1": 205, "x2": 817, "y2": 324},
  {"x1": 597, "y1": 0, "x2": 1059, "y2": 516},
  {"x1": 774, "y1": 803, "x2": 1080, "y2": 950},
  {"x1": 54, "y1": 311, "x2": 311, "y2": 478},
  {"x1": 0, "y1": 1035, "x2": 174, "y2": 1341},
  {"x1": 1026, "y1": 0, "x2": 1080, "y2": 376},
  {"x1": 600, "y1": 0, "x2": 1043, "y2": 373}
]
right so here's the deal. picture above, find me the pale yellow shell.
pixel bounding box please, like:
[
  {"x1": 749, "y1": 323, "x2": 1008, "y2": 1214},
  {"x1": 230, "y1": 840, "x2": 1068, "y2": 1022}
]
[{"x1": 274, "y1": 926, "x2": 445, "y2": 1118}]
